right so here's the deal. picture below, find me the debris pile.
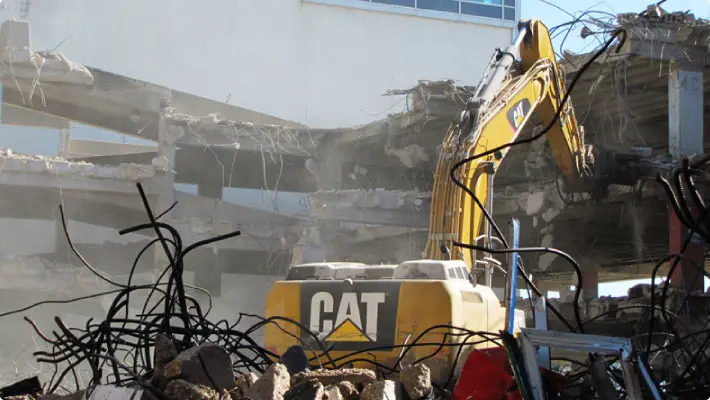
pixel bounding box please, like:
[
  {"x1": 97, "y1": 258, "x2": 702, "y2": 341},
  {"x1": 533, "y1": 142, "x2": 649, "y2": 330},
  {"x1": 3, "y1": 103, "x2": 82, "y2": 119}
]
[{"x1": 1, "y1": 338, "x2": 437, "y2": 400}]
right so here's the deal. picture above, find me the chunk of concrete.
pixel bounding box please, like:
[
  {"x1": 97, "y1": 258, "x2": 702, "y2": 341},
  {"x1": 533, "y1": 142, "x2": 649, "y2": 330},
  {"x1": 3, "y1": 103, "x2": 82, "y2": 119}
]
[
  {"x1": 400, "y1": 364, "x2": 431, "y2": 400},
  {"x1": 335, "y1": 381, "x2": 359, "y2": 400},
  {"x1": 246, "y1": 363, "x2": 291, "y2": 400},
  {"x1": 360, "y1": 381, "x2": 396, "y2": 400},
  {"x1": 164, "y1": 379, "x2": 219, "y2": 400},
  {"x1": 525, "y1": 191, "x2": 546, "y2": 216},
  {"x1": 324, "y1": 385, "x2": 344, "y2": 400},
  {"x1": 292, "y1": 369, "x2": 376, "y2": 388},
  {"x1": 284, "y1": 379, "x2": 324, "y2": 400},
  {"x1": 164, "y1": 344, "x2": 236, "y2": 392},
  {"x1": 233, "y1": 372, "x2": 259, "y2": 399}
]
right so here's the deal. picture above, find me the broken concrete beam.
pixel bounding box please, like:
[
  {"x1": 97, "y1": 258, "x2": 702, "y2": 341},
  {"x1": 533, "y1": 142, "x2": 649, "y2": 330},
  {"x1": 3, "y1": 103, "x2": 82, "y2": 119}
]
[
  {"x1": 245, "y1": 363, "x2": 291, "y2": 400},
  {"x1": 0, "y1": 149, "x2": 163, "y2": 194},
  {"x1": 400, "y1": 364, "x2": 432, "y2": 400},
  {"x1": 165, "y1": 379, "x2": 219, "y2": 400},
  {"x1": 0, "y1": 21, "x2": 93, "y2": 85},
  {"x1": 360, "y1": 381, "x2": 397, "y2": 400},
  {"x1": 309, "y1": 188, "x2": 556, "y2": 228},
  {"x1": 163, "y1": 344, "x2": 236, "y2": 392},
  {"x1": 284, "y1": 379, "x2": 324, "y2": 400},
  {"x1": 291, "y1": 369, "x2": 376, "y2": 388},
  {"x1": 309, "y1": 190, "x2": 430, "y2": 227},
  {"x1": 165, "y1": 113, "x2": 315, "y2": 155}
]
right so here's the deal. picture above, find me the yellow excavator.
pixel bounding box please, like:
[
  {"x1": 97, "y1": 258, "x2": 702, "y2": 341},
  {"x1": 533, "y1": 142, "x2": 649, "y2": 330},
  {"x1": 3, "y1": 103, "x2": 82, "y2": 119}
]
[{"x1": 263, "y1": 19, "x2": 632, "y2": 384}]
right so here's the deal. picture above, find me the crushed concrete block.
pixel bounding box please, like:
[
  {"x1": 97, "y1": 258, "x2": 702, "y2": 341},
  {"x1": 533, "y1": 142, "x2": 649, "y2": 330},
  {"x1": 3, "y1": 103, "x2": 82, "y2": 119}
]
[
  {"x1": 163, "y1": 344, "x2": 236, "y2": 392},
  {"x1": 335, "y1": 381, "x2": 359, "y2": 400},
  {"x1": 246, "y1": 363, "x2": 291, "y2": 400},
  {"x1": 165, "y1": 379, "x2": 219, "y2": 400},
  {"x1": 233, "y1": 372, "x2": 259, "y2": 399},
  {"x1": 400, "y1": 364, "x2": 431, "y2": 400},
  {"x1": 292, "y1": 368, "x2": 376, "y2": 388},
  {"x1": 324, "y1": 385, "x2": 344, "y2": 400},
  {"x1": 525, "y1": 191, "x2": 546, "y2": 216},
  {"x1": 285, "y1": 379, "x2": 324, "y2": 400},
  {"x1": 152, "y1": 334, "x2": 178, "y2": 388},
  {"x1": 360, "y1": 380, "x2": 396, "y2": 400}
]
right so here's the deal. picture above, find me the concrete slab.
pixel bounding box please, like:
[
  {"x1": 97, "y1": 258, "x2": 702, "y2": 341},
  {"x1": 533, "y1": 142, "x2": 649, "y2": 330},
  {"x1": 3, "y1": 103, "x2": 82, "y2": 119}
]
[
  {"x1": 0, "y1": 149, "x2": 163, "y2": 194},
  {"x1": 67, "y1": 142, "x2": 318, "y2": 192}
]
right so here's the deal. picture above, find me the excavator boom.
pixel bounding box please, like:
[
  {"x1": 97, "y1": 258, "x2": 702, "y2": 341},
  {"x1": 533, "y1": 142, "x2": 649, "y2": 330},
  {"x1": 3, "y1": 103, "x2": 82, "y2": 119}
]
[{"x1": 425, "y1": 19, "x2": 592, "y2": 274}]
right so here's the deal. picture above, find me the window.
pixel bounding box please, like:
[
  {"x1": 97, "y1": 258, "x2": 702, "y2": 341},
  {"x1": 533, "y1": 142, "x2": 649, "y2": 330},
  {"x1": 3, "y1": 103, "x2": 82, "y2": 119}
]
[{"x1": 354, "y1": 0, "x2": 517, "y2": 21}]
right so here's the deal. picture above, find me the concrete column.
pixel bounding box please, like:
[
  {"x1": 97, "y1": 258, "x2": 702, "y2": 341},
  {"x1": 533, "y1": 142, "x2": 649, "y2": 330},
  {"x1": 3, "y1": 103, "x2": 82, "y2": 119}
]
[
  {"x1": 576, "y1": 257, "x2": 598, "y2": 301},
  {"x1": 154, "y1": 111, "x2": 177, "y2": 277},
  {"x1": 317, "y1": 145, "x2": 346, "y2": 190},
  {"x1": 292, "y1": 226, "x2": 327, "y2": 264},
  {"x1": 57, "y1": 128, "x2": 71, "y2": 158},
  {"x1": 581, "y1": 268, "x2": 599, "y2": 301},
  {"x1": 195, "y1": 182, "x2": 223, "y2": 296},
  {"x1": 668, "y1": 61, "x2": 706, "y2": 291},
  {"x1": 295, "y1": 143, "x2": 344, "y2": 265}
]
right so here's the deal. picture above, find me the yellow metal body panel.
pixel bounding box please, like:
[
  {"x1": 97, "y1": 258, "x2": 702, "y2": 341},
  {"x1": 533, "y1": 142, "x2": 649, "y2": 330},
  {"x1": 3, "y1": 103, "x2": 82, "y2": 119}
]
[
  {"x1": 264, "y1": 279, "x2": 508, "y2": 385},
  {"x1": 425, "y1": 19, "x2": 591, "y2": 266},
  {"x1": 263, "y1": 282, "x2": 301, "y2": 352}
]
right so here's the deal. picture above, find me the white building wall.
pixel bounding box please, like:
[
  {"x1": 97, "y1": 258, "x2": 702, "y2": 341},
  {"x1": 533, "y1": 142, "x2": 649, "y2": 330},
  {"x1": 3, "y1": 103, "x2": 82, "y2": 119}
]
[{"x1": 1, "y1": 0, "x2": 515, "y2": 128}]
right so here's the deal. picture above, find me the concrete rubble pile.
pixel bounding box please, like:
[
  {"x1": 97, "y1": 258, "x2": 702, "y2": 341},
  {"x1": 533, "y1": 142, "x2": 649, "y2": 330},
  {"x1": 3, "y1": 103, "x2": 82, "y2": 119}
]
[{"x1": 1, "y1": 333, "x2": 436, "y2": 400}]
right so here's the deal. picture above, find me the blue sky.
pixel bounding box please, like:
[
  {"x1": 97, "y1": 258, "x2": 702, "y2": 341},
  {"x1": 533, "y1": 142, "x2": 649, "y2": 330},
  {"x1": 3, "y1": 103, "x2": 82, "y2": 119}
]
[{"x1": 520, "y1": 0, "x2": 709, "y2": 296}]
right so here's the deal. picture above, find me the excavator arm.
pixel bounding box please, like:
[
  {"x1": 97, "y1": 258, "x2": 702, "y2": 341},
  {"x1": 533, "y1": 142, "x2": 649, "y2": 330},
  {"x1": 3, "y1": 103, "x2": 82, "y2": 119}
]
[{"x1": 424, "y1": 19, "x2": 595, "y2": 273}]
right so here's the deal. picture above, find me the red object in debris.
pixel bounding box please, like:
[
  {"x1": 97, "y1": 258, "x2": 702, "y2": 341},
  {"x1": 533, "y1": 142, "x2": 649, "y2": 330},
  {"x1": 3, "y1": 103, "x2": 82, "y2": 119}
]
[{"x1": 452, "y1": 347, "x2": 522, "y2": 400}]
